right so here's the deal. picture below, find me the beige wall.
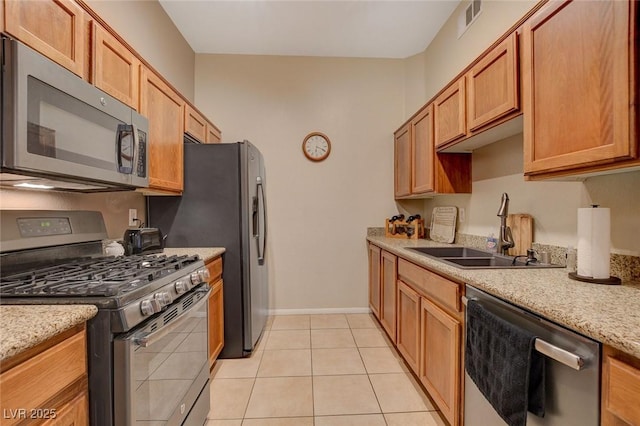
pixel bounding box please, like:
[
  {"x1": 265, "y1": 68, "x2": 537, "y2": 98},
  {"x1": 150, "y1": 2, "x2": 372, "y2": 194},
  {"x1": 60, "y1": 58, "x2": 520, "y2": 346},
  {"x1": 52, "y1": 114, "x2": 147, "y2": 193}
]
[
  {"x1": 195, "y1": 54, "x2": 403, "y2": 312},
  {"x1": 85, "y1": 0, "x2": 195, "y2": 101}
]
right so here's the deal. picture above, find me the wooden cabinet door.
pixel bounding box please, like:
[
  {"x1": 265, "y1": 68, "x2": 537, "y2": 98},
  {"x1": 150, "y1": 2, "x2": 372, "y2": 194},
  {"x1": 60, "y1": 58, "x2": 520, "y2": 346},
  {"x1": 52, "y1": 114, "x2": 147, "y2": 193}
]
[
  {"x1": 522, "y1": 0, "x2": 637, "y2": 175},
  {"x1": 467, "y1": 32, "x2": 519, "y2": 132},
  {"x1": 42, "y1": 392, "x2": 88, "y2": 426},
  {"x1": 92, "y1": 23, "x2": 139, "y2": 109},
  {"x1": 411, "y1": 104, "x2": 435, "y2": 194},
  {"x1": 420, "y1": 297, "x2": 461, "y2": 426},
  {"x1": 4, "y1": 0, "x2": 85, "y2": 76},
  {"x1": 434, "y1": 78, "x2": 466, "y2": 148},
  {"x1": 396, "y1": 280, "x2": 420, "y2": 374},
  {"x1": 368, "y1": 244, "x2": 382, "y2": 319},
  {"x1": 380, "y1": 250, "x2": 397, "y2": 343},
  {"x1": 394, "y1": 123, "x2": 411, "y2": 198},
  {"x1": 185, "y1": 105, "x2": 208, "y2": 143},
  {"x1": 206, "y1": 122, "x2": 222, "y2": 144},
  {"x1": 602, "y1": 345, "x2": 640, "y2": 426},
  {"x1": 140, "y1": 67, "x2": 185, "y2": 192},
  {"x1": 208, "y1": 279, "x2": 224, "y2": 366}
]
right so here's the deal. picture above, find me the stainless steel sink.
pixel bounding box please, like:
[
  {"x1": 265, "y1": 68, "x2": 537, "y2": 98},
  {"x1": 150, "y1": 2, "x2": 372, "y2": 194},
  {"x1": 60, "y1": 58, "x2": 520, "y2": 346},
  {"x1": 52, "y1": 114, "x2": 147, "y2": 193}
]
[
  {"x1": 408, "y1": 247, "x2": 493, "y2": 258},
  {"x1": 406, "y1": 246, "x2": 564, "y2": 269}
]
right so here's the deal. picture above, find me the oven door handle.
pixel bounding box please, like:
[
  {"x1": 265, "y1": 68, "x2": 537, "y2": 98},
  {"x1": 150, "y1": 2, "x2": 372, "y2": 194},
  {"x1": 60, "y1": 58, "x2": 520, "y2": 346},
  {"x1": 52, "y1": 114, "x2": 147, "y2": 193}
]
[{"x1": 134, "y1": 287, "x2": 211, "y2": 348}]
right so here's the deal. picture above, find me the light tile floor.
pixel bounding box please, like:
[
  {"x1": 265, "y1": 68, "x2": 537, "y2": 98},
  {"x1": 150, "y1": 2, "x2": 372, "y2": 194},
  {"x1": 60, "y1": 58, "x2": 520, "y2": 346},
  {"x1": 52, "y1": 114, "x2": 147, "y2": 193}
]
[{"x1": 207, "y1": 313, "x2": 447, "y2": 426}]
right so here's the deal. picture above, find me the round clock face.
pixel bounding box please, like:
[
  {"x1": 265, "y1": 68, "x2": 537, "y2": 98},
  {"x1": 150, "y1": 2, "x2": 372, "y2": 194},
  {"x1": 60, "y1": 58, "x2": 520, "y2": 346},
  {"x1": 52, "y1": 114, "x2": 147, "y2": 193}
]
[{"x1": 302, "y1": 132, "x2": 331, "y2": 162}]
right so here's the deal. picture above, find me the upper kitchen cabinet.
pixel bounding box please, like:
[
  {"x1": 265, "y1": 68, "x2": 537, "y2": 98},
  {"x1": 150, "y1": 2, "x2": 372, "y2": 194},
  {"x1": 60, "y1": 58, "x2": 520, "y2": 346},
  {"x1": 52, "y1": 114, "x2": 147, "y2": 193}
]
[
  {"x1": 207, "y1": 121, "x2": 222, "y2": 144},
  {"x1": 91, "y1": 23, "x2": 140, "y2": 110},
  {"x1": 435, "y1": 32, "x2": 521, "y2": 151},
  {"x1": 434, "y1": 79, "x2": 466, "y2": 148},
  {"x1": 395, "y1": 104, "x2": 471, "y2": 199},
  {"x1": 4, "y1": 0, "x2": 86, "y2": 76},
  {"x1": 185, "y1": 105, "x2": 221, "y2": 144},
  {"x1": 185, "y1": 105, "x2": 208, "y2": 143},
  {"x1": 394, "y1": 123, "x2": 412, "y2": 198},
  {"x1": 140, "y1": 67, "x2": 185, "y2": 193},
  {"x1": 467, "y1": 32, "x2": 519, "y2": 132},
  {"x1": 411, "y1": 105, "x2": 435, "y2": 193},
  {"x1": 522, "y1": 0, "x2": 638, "y2": 178}
]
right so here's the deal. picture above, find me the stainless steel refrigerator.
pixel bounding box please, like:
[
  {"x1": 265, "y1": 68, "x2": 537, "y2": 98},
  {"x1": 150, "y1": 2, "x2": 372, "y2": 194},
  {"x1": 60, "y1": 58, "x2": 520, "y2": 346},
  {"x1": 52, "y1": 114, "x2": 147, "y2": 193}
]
[{"x1": 147, "y1": 141, "x2": 268, "y2": 358}]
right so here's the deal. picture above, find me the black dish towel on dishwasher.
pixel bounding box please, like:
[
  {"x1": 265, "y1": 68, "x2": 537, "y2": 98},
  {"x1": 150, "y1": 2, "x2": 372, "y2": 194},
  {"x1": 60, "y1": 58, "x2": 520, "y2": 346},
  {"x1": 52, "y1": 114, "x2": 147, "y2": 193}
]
[{"x1": 465, "y1": 299, "x2": 545, "y2": 426}]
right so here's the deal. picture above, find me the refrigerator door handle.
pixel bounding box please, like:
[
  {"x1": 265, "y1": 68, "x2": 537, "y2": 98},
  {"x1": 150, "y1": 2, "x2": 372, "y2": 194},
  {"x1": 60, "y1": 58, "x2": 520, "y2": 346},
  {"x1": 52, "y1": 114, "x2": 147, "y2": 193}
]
[{"x1": 257, "y1": 177, "x2": 266, "y2": 264}]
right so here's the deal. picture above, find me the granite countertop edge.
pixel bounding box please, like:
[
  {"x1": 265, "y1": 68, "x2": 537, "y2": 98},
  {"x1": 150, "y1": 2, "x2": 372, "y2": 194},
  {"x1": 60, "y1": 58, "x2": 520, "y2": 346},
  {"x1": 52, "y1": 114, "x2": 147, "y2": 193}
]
[
  {"x1": 163, "y1": 247, "x2": 226, "y2": 262},
  {"x1": 367, "y1": 235, "x2": 640, "y2": 359},
  {"x1": 0, "y1": 304, "x2": 98, "y2": 362}
]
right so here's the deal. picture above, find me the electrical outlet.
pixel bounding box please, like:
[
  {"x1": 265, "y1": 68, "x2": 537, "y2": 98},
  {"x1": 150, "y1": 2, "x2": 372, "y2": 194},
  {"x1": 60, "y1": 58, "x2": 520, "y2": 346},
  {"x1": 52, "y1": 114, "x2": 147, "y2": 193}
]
[
  {"x1": 128, "y1": 209, "x2": 137, "y2": 227},
  {"x1": 459, "y1": 208, "x2": 466, "y2": 223}
]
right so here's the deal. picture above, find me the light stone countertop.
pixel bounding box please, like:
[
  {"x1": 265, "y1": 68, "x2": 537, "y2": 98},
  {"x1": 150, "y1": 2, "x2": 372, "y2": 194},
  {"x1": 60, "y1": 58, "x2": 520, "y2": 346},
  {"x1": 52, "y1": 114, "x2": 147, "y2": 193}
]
[
  {"x1": 367, "y1": 235, "x2": 640, "y2": 359},
  {"x1": 0, "y1": 305, "x2": 98, "y2": 362},
  {"x1": 163, "y1": 247, "x2": 225, "y2": 263}
]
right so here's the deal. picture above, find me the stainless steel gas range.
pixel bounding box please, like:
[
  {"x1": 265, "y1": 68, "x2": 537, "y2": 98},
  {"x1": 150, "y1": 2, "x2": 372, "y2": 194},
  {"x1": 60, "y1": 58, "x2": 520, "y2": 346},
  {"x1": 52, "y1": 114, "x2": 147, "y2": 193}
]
[{"x1": 0, "y1": 210, "x2": 212, "y2": 426}]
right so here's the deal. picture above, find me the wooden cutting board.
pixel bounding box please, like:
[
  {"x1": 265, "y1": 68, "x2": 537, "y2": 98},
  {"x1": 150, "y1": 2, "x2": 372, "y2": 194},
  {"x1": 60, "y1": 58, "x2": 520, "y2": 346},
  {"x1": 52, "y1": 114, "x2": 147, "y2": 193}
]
[{"x1": 506, "y1": 214, "x2": 533, "y2": 256}]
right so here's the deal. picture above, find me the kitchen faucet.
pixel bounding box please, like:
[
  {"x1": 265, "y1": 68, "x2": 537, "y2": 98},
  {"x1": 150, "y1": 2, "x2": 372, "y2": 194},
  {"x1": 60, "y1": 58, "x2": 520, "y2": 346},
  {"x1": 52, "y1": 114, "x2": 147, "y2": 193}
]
[{"x1": 497, "y1": 193, "x2": 515, "y2": 255}]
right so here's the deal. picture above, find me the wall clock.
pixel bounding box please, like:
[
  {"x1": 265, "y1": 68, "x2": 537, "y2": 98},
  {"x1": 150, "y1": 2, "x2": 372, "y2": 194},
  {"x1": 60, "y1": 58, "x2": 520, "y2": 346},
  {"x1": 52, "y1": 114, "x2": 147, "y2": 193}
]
[{"x1": 302, "y1": 132, "x2": 331, "y2": 162}]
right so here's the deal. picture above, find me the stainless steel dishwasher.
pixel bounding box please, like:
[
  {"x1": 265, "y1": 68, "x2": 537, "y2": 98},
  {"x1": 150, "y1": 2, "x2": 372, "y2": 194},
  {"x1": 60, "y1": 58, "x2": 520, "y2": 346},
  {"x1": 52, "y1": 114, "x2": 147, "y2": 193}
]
[{"x1": 464, "y1": 285, "x2": 600, "y2": 426}]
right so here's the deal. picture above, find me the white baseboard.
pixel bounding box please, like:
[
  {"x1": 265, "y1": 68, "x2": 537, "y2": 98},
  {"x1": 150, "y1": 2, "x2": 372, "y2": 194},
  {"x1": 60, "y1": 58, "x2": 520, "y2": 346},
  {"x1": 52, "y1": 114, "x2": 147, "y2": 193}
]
[{"x1": 268, "y1": 307, "x2": 371, "y2": 316}]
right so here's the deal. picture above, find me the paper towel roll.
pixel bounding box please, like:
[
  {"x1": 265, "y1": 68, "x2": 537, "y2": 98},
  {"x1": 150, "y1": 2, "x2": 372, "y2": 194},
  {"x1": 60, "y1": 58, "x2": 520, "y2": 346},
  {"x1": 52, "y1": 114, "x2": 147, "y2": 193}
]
[
  {"x1": 577, "y1": 208, "x2": 593, "y2": 277},
  {"x1": 577, "y1": 207, "x2": 610, "y2": 279}
]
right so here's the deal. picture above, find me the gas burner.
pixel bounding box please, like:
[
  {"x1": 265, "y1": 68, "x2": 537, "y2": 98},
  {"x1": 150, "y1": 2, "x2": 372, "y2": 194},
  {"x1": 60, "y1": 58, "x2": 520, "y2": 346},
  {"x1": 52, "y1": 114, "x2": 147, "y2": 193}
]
[{"x1": 0, "y1": 254, "x2": 200, "y2": 298}]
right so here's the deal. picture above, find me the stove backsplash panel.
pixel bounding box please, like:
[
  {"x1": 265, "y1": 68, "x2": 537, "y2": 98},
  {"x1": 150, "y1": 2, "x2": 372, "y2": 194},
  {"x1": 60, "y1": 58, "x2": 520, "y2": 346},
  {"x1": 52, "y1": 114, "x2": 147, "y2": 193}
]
[{"x1": 0, "y1": 189, "x2": 145, "y2": 240}]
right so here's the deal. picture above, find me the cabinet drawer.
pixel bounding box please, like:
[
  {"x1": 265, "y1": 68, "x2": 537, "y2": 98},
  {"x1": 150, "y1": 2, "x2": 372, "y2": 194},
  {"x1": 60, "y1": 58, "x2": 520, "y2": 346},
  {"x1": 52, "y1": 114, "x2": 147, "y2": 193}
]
[
  {"x1": 605, "y1": 356, "x2": 640, "y2": 424},
  {"x1": 206, "y1": 256, "x2": 223, "y2": 283},
  {"x1": 0, "y1": 330, "x2": 86, "y2": 422},
  {"x1": 398, "y1": 259, "x2": 460, "y2": 313}
]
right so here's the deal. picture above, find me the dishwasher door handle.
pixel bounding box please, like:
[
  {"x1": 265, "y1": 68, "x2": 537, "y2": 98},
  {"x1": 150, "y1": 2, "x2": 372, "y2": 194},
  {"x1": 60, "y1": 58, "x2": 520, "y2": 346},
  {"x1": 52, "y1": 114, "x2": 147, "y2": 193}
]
[
  {"x1": 463, "y1": 296, "x2": 585, "y2": 371},
  {"x1": 534, "y1": 339, "x2": 584, "y2": 371}
]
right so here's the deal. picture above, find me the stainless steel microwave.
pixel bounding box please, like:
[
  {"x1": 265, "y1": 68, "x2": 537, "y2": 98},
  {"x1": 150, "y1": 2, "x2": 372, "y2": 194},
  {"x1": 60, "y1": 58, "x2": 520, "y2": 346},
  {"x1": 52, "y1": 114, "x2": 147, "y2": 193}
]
[{"x1": 1, "y1": 37, "x2": 148, "y2": 192}]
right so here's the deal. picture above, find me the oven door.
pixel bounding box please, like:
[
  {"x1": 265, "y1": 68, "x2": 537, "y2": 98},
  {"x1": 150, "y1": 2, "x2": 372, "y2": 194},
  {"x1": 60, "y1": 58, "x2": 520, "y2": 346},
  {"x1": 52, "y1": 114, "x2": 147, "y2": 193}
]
[{"x1": 114, "y1": 285, "x2": 211, "y2": 426}]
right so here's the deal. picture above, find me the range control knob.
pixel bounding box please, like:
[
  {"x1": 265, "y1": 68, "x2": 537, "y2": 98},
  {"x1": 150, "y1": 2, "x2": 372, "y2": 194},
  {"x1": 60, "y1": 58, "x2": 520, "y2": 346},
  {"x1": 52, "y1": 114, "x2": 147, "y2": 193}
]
[
  {"x1": 199, "y1": 268, "x2": 211, "y2": 282},
  {"x1": 140, "y1": 298, "x2": 161, "y2": 316},
  {"x1": 154, "y1": 292, "x2": 172, "y2": 307},
  {"x1": 174, "y1": 279, "x2": 189, "y2": 294}
]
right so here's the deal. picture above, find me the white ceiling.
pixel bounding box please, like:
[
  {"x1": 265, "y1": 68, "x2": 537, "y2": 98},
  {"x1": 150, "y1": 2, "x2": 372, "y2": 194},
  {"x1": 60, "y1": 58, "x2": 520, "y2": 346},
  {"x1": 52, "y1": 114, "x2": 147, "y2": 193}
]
[{"x1": 158, "y1": 0, "x2": 461, "y2": 59}]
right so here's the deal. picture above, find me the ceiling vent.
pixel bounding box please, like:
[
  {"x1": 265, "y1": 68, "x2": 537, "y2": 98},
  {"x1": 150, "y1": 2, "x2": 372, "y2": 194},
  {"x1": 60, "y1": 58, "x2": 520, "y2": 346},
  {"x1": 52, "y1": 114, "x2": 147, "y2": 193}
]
[{"x1": 457, "y1": 0, "x2": 482, "y2": 38}]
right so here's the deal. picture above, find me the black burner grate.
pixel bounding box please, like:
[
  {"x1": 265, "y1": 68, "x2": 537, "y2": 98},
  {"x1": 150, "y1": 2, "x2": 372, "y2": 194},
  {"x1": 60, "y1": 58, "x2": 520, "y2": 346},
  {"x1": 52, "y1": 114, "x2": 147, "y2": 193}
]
[{"x1": 0, "y1": 254, "x2": 199, "y2": 297}]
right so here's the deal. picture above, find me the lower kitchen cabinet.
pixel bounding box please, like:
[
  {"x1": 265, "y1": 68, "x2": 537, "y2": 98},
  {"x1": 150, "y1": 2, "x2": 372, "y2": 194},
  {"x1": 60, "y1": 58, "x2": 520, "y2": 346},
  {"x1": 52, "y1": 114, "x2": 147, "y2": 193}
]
[
  {"x1": 368, "y1": 244, "x2": 382, "y2": 319},
  {"x1": 396, "y1": 280, "x2": 421, "y2": 373},
  {"x1": 380, "y1": 250, "x2": 397, "y2": 342},
  {"x1": 205, "y1": 256, "x2": 224, "y2": 368},
  {"x1": 420, "y1": 297, "x2": 461, "y2": 426},
  {"x1": 42, "y1": 392, "x2": 88, "y2": 426},
  {"x1": 602, "y1": 345, "x2": 640, "y2": 425},
  {"x1": 397, "y1": 258, "x2": 463, "y2": 426},
  {"x1": 0, "y1": 326, "x2": 89, "y2": 426},
  {"x1": 370, "y1": 253, "x2": 464, "y2": 426}
]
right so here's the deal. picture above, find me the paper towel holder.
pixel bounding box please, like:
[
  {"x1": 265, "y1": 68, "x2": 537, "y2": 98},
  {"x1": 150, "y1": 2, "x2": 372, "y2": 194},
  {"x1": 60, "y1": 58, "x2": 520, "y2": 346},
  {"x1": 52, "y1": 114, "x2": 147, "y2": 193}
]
[{"x1": 568, "y1": 272, "x2": 621, "y2": 285}]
